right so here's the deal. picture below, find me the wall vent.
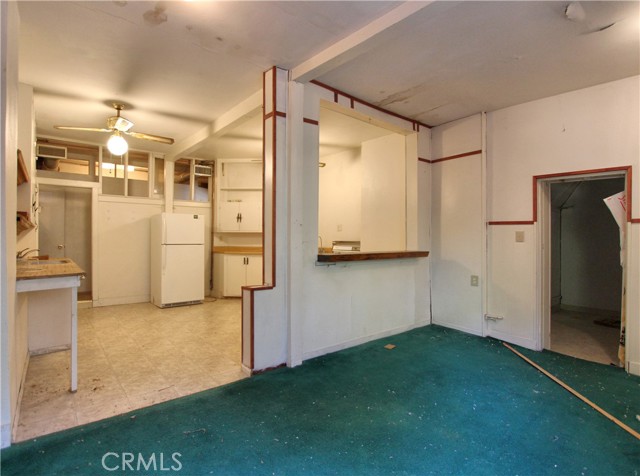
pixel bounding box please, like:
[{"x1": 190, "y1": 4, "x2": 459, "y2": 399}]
[
  {"x1": 194, "y1": 165, "x2": 212, "y2": 177},
  {"x1": 37, "y1": 144, "x2": 67, "y2": 160}
]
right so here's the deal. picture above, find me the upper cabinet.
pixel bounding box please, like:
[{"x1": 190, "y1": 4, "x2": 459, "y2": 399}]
[{"x1": 216, "y1": 159, "x2": 262, "y2": 233}]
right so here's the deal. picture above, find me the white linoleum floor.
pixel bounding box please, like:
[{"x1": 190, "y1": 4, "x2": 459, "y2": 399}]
[
  {"x1": 550, "y1": 309, "x2": 621, "y2": 366},
  {"x1": 15, "y1": 298, "x2": 245, "y2": 442}
]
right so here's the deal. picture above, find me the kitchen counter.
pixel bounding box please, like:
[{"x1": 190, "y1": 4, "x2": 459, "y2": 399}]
[
  {"x1": 213, "y1": 246, "x2": 263, "y2": 255},
  {"x1": 16, "y1": 257, "x2": 84, "y2": 392},
  {"x1": 16, "y1": 258, "x2": 85, "y2": 281}
]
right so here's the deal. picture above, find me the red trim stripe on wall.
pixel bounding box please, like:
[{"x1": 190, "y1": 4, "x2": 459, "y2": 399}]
[
  {"x1": 310, "y1": 79, "x2": 431, "y2": 130},
  {"x1": 429, "y1": 150, "x2": 482, "y2": 164},
  {"x1": 488, "y1": 165, "x2": 636, "y2": 225}
]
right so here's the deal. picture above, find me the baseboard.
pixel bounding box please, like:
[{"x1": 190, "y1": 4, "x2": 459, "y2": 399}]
[
  {"x1": 432, "y1": 320, "x2": 483, "y2": 337},
  {"x1": 29, "y1": 345, "x2": 70, "y2": 356},
  {"x1": 1, "y1": 422, "x2": 11, "y2": 449},
  {"x1": 486, "y1": 329, "x2": 538, "y2": 350},
  {"x1": 92, "y1": 295, "x2": 149, "y2": 307},
  {"x1": 302, "y1": 320, "x2": 430, "y2": 362},
  {"x1": 627, "y1": 360, "x2": 640, "y2": 377}
]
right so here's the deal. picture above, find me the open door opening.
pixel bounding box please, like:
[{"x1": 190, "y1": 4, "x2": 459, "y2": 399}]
[
  {"x1": 543, "y1": 176, "x2": 625, "y2": 366},
  {"x1": 39, "y1": 185, "x2": 92, "y2": 302}
]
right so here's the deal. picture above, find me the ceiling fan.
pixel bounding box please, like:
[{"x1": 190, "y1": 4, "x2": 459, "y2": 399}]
[{"x1": 54, "y1": 103, "x2": 175, "y2": 155}]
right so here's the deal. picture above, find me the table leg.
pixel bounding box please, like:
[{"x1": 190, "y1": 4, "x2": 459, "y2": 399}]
[{"x1": 70, "y1": 286, "x2": 78, "y2": 393}]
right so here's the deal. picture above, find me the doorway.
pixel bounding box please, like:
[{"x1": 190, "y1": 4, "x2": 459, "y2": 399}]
[
  {"x1": 543, "y1": 176, "x2": 625, "y2": 365},
  {"x1": 39, "y1": 185, "x2": 92, "y2": 301}
]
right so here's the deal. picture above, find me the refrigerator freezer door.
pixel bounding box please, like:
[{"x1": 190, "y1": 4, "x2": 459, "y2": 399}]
[
  {"x1": 160, "y1": 244, "x2": 205, "y2": 305},
  {"x1": 162, "y1": 213, "x2": 205, "y2": 245}
]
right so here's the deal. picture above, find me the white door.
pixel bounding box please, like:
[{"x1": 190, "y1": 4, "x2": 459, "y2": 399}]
[
  {"x1": 161, "y1": 244, "x2": 204, "y2": 304},
  {"x1": 39, "y1": 189, "x2": 66, "y2": 258},
  {"x1": 163, "y1": 213, "x2": 204, "y2": 244},
  {"x1": 39, "y1": 187, "x2": 93, "y2": 295}
]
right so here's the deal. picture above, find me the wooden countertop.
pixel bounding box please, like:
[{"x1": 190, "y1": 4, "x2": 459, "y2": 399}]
[
  {"x1": 16, "y1": 258, "x2": 85, "y2": 280},
  {"x1": 317, "y1": 250, "x2": 429, "y2": 263},
  {"x1": 213, "y1": 246, "x2": 263, "y2": 255}
]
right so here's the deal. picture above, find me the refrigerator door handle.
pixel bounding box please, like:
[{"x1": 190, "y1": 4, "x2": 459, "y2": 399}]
[{"x1": 162, "y1": 245, "x2": 167, "y2": 274}]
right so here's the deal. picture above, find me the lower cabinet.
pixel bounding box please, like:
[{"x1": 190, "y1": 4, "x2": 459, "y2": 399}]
[{"x1": 223, "y1": 254, "x2": 263, "y2": 297}]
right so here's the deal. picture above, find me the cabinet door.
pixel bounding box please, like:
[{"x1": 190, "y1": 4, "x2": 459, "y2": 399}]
[
  {"x1": 238, "y1": 192, "x2": 262, "y2": 232},
  {"x1": 218, "y1": 193, "x2": 262, "y2": 232},
  {"x1": 245, "y1": 255, "x2": 263, "y2": 286},
  {"x1": 220, "y1": 160, "x2": 262, "y2": 189},
  {"x1": 217, "y1": 199, "x2": 241, "y2": 232},
  {"x1": 223, "y1": 254, "x2": 245, "y2": 297}
]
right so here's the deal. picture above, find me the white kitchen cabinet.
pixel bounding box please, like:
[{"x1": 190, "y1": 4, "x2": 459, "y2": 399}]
[
  {"x1": 223, "y1": 254, "x2": 263, "y2": 297},
  {"x1": 216, "y1": 159, "x2": 262, "y2": 232},
  {"x1": 217, "y1": 190, "x2": 262, "y2": 232}
]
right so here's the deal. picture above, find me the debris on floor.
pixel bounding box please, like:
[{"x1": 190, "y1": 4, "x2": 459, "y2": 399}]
[
  {"x1": 384, "y1": 344, "x2": 396, "y2": 350},
  {"x1": 593, "y1": 318, "x2": 621, "y2": 328}
]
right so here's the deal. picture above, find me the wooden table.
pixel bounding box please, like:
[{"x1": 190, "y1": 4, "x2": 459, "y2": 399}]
[{"x1": 16, "y1": 259, "x2": 84, "y2": 392}]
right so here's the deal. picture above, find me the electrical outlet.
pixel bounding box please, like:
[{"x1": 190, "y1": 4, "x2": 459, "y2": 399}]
[
  {"x1": 337, "y1": 224, "x2": 343, "y2": 232},
  {"x1": 470, "y1": 275, "x2": 479, "y2": 287}
]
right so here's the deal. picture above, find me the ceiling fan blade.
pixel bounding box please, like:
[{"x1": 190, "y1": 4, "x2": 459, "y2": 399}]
[
  {"x1": 54, "y1": 126, "x2": 112, "y2": 133},
  {"x1": 124, "y1": 130, "x2": 175, "y2": 145}
]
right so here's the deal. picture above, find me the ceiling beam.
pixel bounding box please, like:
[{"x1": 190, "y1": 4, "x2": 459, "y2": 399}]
[
  {"x1": 290, "y1": 1, "x2": 433, "y2": 83},
  {"x1": 165, "y1": 90, "x2": 262, "y2": 161}
]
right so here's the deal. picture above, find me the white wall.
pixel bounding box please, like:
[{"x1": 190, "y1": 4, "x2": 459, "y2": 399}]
[
  {"x1": 488, "y1": 77, "x2": 639, "y2": 220},
  {"x1": 485, "y1": 76, "x2": 640, "y2": 372},
  {"x1": 95, "y1": 198, "x2": 212, "y2": 307},
  {"x1": 430, "y1": 114, "x2": 484, "y2": 335},
  {"x1": 247, "y1": 67, "x2": 288, "y2": 371},
  {"x1": 297, "y1": 82, "x2": 431, "y2": 362},
  {"x1": 13, "y1": 84, "x2": 36, "y2": 437},
  {"x1": 249, "y1": 74, "x2": 431, "y2": 371},
  {"x1": 361, "y1": 134, "x2": 406, "y2": 252},
  {"x1": 95, "y1": 198, "x2": 162, "y2": 306},
  {"x1": 1, "y1": 1, "x2": 20, "y2": 448},
  {"x1": 318, "y1": 148, "x2": 361, "y2": 246}
]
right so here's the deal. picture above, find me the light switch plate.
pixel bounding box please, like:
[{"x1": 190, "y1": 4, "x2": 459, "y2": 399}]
[{"x1": 515, "y1": 231, "x2": 525, "y2": 243}]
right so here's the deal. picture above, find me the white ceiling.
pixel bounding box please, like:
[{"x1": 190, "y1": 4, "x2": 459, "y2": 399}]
[{"x1": 17, "y1": 1, "x2": 640, "y2": 159}]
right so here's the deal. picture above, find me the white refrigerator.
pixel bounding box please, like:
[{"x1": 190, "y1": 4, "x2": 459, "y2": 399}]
[{"x1": 150, "y1": 213, "x2": 205, "y2": 308}]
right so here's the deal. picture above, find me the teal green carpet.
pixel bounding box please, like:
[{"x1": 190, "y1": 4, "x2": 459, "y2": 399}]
[{"x1": 2, "y1": 325, "x2": 639, "y2": 475}]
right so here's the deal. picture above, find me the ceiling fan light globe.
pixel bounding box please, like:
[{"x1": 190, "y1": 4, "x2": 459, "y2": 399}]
[{"x1": 107, "y1": 133, "x2": 128, "y2": 155}]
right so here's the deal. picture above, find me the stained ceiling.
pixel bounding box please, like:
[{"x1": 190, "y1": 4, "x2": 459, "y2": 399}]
[{"x1": 16, "y1": 1, "x2": 640, "y2": 159}]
